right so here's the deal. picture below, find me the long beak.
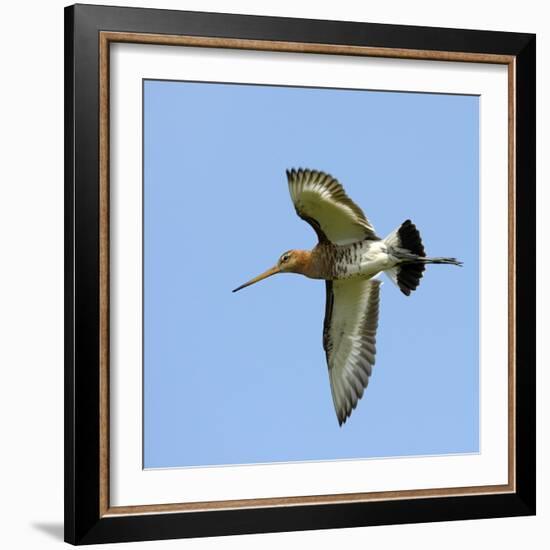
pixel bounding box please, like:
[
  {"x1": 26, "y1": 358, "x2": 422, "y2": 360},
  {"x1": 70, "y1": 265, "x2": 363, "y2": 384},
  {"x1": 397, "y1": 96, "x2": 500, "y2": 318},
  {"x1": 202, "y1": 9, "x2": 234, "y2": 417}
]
[{"x1": 232, "y1": 265, "x2": 281, "y2": 293}]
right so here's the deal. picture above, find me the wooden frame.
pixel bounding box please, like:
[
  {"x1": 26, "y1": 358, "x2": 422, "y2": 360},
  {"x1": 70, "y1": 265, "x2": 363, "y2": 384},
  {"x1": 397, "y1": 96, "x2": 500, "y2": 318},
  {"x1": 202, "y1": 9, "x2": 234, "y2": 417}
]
[{"x1": 65, "y1": 3, "x2": 536, "y2": 544}]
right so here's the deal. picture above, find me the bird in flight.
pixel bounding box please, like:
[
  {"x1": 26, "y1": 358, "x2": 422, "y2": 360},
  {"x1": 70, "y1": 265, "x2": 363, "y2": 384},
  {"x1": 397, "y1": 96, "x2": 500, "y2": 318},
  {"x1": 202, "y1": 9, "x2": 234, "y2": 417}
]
[{"x1": 233, "y1": 169, "x2": 462, "y2": 426}]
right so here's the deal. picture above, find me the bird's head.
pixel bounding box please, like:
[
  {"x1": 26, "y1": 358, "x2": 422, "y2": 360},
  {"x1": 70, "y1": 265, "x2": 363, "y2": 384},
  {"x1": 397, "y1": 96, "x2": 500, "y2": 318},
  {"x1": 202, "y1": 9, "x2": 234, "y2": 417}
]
[
  {"x1": 232, "y1": 249, "x2": 311, "y2": 293},
  {"x1": 277, "y1": 249, "x2": 308, "y2": 273}
]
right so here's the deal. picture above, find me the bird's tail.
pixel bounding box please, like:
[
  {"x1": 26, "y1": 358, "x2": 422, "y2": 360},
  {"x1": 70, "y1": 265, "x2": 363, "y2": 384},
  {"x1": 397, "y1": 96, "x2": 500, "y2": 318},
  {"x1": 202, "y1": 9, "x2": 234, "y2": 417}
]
[{"x1": 384, "y1": 219, "x2": 462, "y2": 296}]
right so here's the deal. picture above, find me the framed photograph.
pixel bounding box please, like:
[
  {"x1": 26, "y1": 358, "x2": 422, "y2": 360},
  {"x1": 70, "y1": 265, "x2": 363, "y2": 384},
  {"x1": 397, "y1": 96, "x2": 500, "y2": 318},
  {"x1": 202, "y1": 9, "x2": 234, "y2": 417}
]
[{"x1": 64, "y1": 3, "x2": 536, "y2": 545}]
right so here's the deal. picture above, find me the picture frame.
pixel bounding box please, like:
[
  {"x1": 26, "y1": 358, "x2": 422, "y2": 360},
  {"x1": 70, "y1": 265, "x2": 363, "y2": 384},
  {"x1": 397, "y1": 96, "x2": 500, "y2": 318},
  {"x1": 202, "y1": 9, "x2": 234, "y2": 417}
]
[{"x1": 64, "y1": 3, "x2": 536, "y2": 545}]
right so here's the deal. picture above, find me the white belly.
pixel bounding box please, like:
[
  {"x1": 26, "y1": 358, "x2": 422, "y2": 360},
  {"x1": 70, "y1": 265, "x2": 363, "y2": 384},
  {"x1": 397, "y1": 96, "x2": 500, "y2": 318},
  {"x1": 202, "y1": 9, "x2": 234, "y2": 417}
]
[{"x1": 337, "y1": 241, "x2": 397, "y2": 280}]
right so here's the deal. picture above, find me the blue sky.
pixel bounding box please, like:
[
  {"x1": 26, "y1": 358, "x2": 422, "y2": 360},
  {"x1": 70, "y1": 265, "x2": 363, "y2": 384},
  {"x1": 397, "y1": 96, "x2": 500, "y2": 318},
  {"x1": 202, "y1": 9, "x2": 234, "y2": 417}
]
[{"x1": 143, "y1": 79, "x2": 479, "y2": 468}]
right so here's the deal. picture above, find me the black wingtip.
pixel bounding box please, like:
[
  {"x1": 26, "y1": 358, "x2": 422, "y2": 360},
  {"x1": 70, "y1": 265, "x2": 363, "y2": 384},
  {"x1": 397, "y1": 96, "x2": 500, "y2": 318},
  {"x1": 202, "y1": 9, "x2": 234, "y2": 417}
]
[{"x1": 287, "y1": 168, "x2": 300, "y2": 182}]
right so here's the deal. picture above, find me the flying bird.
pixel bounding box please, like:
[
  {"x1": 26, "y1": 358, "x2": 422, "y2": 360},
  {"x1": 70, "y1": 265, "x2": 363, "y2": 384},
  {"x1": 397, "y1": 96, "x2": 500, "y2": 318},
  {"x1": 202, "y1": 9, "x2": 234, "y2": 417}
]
[{"x1": 233, "y1": 169, "x2": 462, "y2": 426}]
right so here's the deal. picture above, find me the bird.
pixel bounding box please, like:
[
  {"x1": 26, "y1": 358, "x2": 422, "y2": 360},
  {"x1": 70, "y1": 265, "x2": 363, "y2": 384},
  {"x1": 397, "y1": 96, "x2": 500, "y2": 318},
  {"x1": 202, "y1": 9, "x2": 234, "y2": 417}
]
[{"x1": 233, "y1": 169, "x2": 462, "y2": 426}]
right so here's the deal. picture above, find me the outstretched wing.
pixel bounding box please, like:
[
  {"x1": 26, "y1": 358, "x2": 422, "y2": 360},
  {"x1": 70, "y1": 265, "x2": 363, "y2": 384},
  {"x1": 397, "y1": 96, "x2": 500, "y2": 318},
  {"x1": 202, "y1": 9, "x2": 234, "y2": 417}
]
[
  {"x1": 323, "y1": 278, "x2": 381, "y2": 425},
  {"x1": 287, "y1": 169, "x2": 379, "y2": 245}
]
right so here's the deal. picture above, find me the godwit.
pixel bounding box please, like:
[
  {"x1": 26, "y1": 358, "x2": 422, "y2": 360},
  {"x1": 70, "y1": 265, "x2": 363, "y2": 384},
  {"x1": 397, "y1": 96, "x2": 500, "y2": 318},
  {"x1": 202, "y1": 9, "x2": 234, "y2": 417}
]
[{"x1": 233, "y1": 169, "x2": 462, "y2": 426}]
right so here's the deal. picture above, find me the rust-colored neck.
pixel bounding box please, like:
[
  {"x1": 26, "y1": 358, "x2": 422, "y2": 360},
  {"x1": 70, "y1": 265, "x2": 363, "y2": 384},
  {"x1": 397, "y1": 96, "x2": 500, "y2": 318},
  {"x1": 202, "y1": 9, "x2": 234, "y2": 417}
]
[
  {"x1": 292, "y1": 246, "x2": 333, "y2": 279},
  {"x1": 288, "y1": 249, "x2": 313, "y2": 277}
]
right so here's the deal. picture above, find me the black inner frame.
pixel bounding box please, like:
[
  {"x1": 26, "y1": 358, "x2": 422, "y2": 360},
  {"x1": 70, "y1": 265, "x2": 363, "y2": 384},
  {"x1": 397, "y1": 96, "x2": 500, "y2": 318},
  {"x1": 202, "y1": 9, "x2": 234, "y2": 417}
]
[{"x1": 65, "y1": 4, "x2": 536, "y2": 545}]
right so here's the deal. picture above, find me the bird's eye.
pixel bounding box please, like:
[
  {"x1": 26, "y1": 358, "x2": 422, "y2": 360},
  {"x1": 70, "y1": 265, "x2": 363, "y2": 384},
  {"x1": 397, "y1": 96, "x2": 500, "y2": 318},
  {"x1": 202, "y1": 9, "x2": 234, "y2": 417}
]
[{"x1": 281, "y1": 254, "x2": 290, "y2": 263}]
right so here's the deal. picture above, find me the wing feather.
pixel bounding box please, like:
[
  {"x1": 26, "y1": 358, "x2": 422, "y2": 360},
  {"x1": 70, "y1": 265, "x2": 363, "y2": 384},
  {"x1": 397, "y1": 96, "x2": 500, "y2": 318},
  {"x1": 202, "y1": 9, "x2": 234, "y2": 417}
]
[
  {"x1": 323, "y1": 279, "x2": 381, "y2": 425},
  {"x1": 287, "y1": 169, "x2": 379, "y2": 245}
]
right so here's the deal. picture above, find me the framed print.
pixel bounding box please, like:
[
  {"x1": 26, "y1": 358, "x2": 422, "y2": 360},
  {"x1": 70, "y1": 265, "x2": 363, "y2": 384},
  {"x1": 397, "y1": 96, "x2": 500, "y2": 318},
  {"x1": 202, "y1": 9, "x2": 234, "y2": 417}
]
[{"x1": 64, "y1": 3, "x2": 536, "y2": 545}]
